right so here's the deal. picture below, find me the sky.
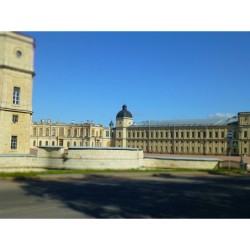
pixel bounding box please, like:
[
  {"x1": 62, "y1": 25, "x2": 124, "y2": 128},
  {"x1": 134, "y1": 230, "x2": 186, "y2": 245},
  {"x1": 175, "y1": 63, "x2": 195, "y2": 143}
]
[{"x1": 23, "y1": 32, "x2": 250, "y2": 127}]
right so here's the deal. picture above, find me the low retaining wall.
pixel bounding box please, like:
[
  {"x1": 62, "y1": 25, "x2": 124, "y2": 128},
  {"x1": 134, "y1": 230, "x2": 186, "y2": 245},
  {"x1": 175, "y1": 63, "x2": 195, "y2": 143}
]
[
  {"x1": 144, "y1": 156, "x2": 220, "y2": 170},
  {"x1": 0, "y1": 147, "x2": 144, "y2": 171},
  {"x1": 0, "y1": 148, "x2": 228, "y2": 172}
]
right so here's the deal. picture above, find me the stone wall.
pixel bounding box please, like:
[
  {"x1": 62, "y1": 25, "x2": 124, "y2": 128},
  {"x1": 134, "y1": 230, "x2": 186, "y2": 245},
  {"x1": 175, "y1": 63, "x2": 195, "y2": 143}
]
[
  {"x1": 144, "y1": 156, "x2": 220, "y2": 170},
  {"x1": 0, "y1": 147, "x2": 227, "y2": 172},
  {"x1": 0, "y1": 147, "x2": 144, "y2": 171}
]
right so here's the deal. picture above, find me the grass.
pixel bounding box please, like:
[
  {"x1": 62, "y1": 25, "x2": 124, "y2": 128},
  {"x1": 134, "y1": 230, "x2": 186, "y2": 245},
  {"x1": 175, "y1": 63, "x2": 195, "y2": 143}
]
[{"x1": 0, "y1": 167, "x2": 248, "y2": 178}]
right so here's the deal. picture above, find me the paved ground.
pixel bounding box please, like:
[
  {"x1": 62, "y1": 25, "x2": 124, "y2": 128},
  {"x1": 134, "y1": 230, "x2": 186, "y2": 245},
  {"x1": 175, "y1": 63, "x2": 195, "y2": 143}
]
[{"x1": 1, "y1": 172, "x2": 250, "y2": 218}]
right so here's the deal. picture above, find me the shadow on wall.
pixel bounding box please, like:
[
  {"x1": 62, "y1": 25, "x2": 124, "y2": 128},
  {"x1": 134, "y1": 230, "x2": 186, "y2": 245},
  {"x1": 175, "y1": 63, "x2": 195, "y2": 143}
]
[{"x1": 13, "y1": 173, "x2": 250, "y2": 218}]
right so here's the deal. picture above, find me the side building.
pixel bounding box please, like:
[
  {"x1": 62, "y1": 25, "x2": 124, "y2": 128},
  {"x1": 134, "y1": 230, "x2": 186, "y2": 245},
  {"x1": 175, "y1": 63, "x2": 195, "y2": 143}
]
[
  {"x1": 30, "y1": 119, "x2": 111, "y2": 149},
  {"x1": 112, "y1": 105, "x2": 250, "y2": 157}
]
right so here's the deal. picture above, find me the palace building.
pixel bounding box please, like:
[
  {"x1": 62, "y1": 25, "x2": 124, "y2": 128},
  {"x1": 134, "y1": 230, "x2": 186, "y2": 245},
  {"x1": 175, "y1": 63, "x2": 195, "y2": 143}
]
[
  {"x1": 30, "y1": 119, "x2": 112, "y2": 149},
  {"x1": 112, "y1": 105, "x2": 250, "y2": 156},
  {"x1": 0, "y1": 32, "x2": 249, "y2": 157}
]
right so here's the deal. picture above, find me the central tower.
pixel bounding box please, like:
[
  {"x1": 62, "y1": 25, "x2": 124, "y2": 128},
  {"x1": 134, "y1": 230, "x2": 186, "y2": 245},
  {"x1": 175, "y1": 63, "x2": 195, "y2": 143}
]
[{"x1": 115, "y1": 104, "x2": 133, "y2": 147}]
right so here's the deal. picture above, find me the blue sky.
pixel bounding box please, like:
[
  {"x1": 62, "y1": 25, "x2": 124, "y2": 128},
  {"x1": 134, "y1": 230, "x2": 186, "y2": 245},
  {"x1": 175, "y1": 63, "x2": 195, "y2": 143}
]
[{"x1": 24, "y1": 32, "x2": 250, "y2": 126}]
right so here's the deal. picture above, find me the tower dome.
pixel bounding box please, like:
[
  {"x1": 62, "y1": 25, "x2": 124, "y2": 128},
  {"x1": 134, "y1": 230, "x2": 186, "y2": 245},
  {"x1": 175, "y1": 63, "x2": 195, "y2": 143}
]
[{"x1": 116, "y1": 105, "x2": 133, "y2": 118}]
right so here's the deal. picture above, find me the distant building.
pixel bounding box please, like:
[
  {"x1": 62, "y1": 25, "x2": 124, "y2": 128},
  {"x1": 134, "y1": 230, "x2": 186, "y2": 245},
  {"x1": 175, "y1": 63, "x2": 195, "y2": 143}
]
[
  {"x1": 31, "y1": 119, "x2": 111, "y2": 149},
  {"x1": 112, "y1": 105, "x2": 250, "y2": 156},
  {"x1": 0, "y1": 32, "x2": 35, "y2": 154}
]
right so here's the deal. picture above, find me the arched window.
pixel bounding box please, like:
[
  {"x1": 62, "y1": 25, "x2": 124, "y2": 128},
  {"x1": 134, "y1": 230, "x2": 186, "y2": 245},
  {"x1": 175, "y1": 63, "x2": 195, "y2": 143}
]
[
  {"x1": 39, "y1": 140, "x2": 42, "y2": 146},
  {"x1": 33, "y1": 140, "x2": 36, "y2": 146},
  {"x1": 45, "y1": 141, "x2": 48, "y2": 146},
  {"x1": 52, "y1": 141, "x2": 55, "y2": 146},
  {"x1": 74, "y1": 141, "x2": 76, "y2": 146}
]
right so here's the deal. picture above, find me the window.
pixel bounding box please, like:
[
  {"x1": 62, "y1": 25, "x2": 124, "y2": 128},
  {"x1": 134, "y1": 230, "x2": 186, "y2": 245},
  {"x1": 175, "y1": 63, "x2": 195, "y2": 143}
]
[
  {"x1": 39, "y1": 128, "x2": 43, "y2": 136},
  {"x1": 39, "y1": 140, "x2": 42, "y2": 146},
  {"x1": 52, "y1": 141, "x2": 55, "y2": 146},
  {"x1": 13, "y1": 87, "x2": 20, "y2": 105},
  {"x1": 187, "y1": 132, "x2": 189, "y2": 138},
  {"x1": 59, "y1": 127, "x2": 64, "y2": 136},
  {"x1": 33, "y1": 128, "x2": 37, "y2": 136},
  {"x1": 33, "y1": 140, "x2": 36, "y2": 146},
  {"x1": 215, "y1": 131, "x2": 218, "y2": 138},
  {"x1": 221, "y1": 131, "x2": 225, "y2": 138},
  {"x1": 198, "y1": 132, "x2": 201, "y2": 138},
  {"x1": 181, "y1": 132, "x2": 184, "y2": 138},
  {"x1": 106, "y1": 131, "x2": 110, "y2": 137},
  {"x1": 209, "y1": 131, "x2": 212, "y2": 138},
  {"x1": 244, "y1": 131, "x2": 248, "y2": 138},
  {"x1": 12, "y1": 115, "x2": 18, "y2": 123},
  {"x1": 45, "y1": 141, "x2": 48, "y2": 146},
  {"x1": 46, "y1": 128, "x2": 49, "y2": 136},
  {"x1": 11, "y1": 136, "x2": 17, "y2": 149},
  {"x1": 52, "y1": 128, "x2": 56, "y2": 136},
  {"x1": 74, "y1": 129, "x2": 78, "y2": 137}
]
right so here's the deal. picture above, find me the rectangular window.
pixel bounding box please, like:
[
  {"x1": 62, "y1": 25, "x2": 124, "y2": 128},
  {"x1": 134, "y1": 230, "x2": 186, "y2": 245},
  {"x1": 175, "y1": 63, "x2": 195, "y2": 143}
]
[
  {"x1": 215, "y1": 131, "x2": 218, "y2": 138},
  {"x1": 12, "y1": 115, "x2": 18, "y2": 123},
  {"x1": 13, "y1": 87, "x2": 20, "y2": 105},
  {"x1": 244, "y1": 131, "x2": 247, "y2": 138},
  {"x1": 209, "y1": 131, "x2": 212, "y2": 138},
  {"x1": 192, "y1": 132, "x2": 195, "y2": 138},
  {"x1": 166, "y1": 132, "x2": 168, "y2": 138},
  {"x1": 187, "y1": 132, "x2": 189, "y2": 138},
  {"x1": 11, "y1": 136, "x2": 17, "y2": 150},
  {"x1": 221, "y1": 131, "x2": 225, "y2": 138}
]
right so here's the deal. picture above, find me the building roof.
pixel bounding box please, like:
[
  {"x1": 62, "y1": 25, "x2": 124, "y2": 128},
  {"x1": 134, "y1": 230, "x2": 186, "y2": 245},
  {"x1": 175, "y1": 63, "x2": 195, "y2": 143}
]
[
  {"x1": 116, "y1": 105, "x2": 133, "y2": 118},
  {"x1": 132, "y1": 116, "x2": 238, "y2": 127}
]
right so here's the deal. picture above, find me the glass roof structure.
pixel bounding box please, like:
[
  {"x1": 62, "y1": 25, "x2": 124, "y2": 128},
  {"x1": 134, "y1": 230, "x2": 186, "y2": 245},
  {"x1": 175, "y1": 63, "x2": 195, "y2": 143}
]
[{"x1": 132, "y1": 116, "x2": 238, "y2": 127}]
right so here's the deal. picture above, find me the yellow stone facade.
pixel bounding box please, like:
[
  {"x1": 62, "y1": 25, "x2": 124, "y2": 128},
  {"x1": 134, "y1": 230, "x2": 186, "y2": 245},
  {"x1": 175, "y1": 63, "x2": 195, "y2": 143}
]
[
  {"x1": 0, "y1": 32, "x2": 35, "y2": 154},
  {"x1": 30, "y1": 120, "x2": 111, "y2": 149},
  {"x1": 113, "y1": 106, "x2": 250, "y2": 156}
]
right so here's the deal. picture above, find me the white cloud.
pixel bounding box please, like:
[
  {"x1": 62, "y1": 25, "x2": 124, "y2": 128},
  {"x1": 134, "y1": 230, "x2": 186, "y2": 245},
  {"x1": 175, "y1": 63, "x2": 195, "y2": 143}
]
[{"x1": 208, "y1": 113, "x2": 234, "y2": 119}]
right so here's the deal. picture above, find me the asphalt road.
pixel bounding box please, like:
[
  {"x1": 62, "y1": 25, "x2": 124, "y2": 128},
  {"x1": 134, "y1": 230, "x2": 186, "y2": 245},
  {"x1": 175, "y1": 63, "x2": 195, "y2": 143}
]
[{"x1": 1, "y1": 172, "x2": 250, "y2": 218}]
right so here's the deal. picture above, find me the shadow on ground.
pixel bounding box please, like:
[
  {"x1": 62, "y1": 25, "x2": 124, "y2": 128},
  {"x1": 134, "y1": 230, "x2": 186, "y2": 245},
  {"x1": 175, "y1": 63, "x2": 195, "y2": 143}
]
[{"x1": 14, "y1": 173, "x2": 250, "y2": 218}]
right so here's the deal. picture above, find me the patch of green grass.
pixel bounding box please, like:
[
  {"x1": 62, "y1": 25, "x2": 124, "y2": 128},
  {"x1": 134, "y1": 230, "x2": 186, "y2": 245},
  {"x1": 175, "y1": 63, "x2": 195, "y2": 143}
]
[{"x1": 0, "y1": 167, "x2": 248, "y2": 178}]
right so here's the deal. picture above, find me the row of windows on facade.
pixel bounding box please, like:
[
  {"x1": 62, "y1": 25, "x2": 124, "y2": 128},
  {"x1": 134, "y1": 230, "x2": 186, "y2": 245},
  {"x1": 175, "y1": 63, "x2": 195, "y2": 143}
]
[
  {"x1": 122, "y1": 130, "x2": 248, "y2": 139},
  {"x1": 32, "y1": 140, "x2": 103, "y2": 147},
  {"x1": 33, "y1": 127, "x2": 110, "y2": 137}
]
